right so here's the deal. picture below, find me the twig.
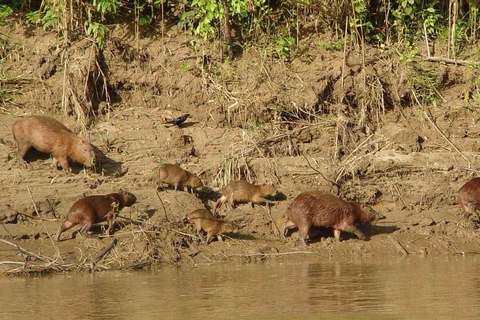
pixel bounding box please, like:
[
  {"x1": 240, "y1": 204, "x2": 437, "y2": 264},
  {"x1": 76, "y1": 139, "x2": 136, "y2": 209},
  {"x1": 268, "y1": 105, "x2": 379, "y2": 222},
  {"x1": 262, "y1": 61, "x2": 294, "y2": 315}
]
[
  {"x1": 92, "y1": 238, "x2": 117, "y2": 264},
  {"x1": 426, "y1": 56, "x2": 480, "y2": 66},
  {"x1": 0, "y1": 261, "x2": 26, "y2": 265},
  {"x1": 16, "y1": 211, "x2": 57, "y2": 221},
  {"x1": 341, "y1": 16, "x2": 348, "y2": 89},
  {"x1": 0, "y1": 239, "x2": 52, "y2": 263},
  {"x1": 266, "y1": 205, "x2": 281, "y2": 237},
  {"x1": 393, "y1": 184, "x2": 409, "y2": 209},
  {"x1": 423, "y1": 22, "x2": 431, "y2": 58},
  {"x1": 117, "y1": 214, "x2": 200, "y2": 239},
  {"x1": 422, "y1": 109, "x2": 470, "y2": 165},
  {"x1": 459, "y1": 167, "x2": 480, "y2": 173},
  {"x1": 26, "y1": 186, "x2": 63, "y2": 262},
  {"x1": 154, "y1": 183, "x2": 169, "y2": 222},
  {"x1": 302, "y1": 155, "x2": 340, "y2": 188},
  {"x1": 233, "y1": 251, "x2": 313, "y2": 257},
  {"x1": 388, "y1": 237, "x2": 409, "y2": 256}
]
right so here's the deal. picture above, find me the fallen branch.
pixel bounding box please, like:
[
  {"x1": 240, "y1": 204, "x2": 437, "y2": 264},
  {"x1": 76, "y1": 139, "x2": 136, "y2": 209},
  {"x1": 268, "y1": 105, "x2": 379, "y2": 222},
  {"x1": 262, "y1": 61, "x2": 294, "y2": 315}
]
[
  {"x1": 426, "y1": 56, "x2": 480, "y2": 66},
  {"x1": 0, "y1": 239, "x2": 53, "y2": 263},
  {"x1": 389, "y1": 237, "x2": 409, "y2": 256},
  {"x1": 266, "y1": 205, "x2": 282, "y2": 238},
  {"x1": 154, "y1": 183, "x2": 169, "y2": 222},
  {"x1": 302, "y1": 154, "x2": 340, "y2": 188},
  {"x1": 234, "y1": 251, "x2": 314, "y2": 257},
  {"x1": 26, "y1": 186, "x2": 63, "y2": 262},
  {"x1": 423, "y1": 110, "x2": 470, "y2": 166},
  {"x1": 92, "y1": 238, "x2": 117, "y2": 264}
]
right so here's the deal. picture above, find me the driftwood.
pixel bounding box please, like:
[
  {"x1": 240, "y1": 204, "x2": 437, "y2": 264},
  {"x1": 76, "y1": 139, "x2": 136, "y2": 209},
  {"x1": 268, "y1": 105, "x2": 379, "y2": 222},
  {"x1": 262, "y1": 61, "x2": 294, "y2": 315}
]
[{"x1": 92, "y1": 238, "x2": 117, "y2": 264}]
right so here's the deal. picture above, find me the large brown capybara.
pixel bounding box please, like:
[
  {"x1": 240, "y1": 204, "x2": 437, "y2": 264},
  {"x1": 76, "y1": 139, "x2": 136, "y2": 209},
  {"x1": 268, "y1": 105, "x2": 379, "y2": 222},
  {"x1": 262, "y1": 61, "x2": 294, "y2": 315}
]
[
  {"x1": 12, "y1": 115, "x2": 96, "y2": 173},
  {"x1": 153, "y1": 163, "x2": 203, "y2": 193},
  {"x1": 284, "y1": 191, "x2": 384, "y2": 245},
  {"x1": 55, "y1": 191, "x2": 137, "y2": 241},
  {"x1": 188, "y1": 217, "x2": 238, "y2": 245},
  {"x1": 214, "y1": 180, "x2": 278, "y2": 214},
  {"x1": 458, "y1": 177, "x2": 480, "y2": 220}
]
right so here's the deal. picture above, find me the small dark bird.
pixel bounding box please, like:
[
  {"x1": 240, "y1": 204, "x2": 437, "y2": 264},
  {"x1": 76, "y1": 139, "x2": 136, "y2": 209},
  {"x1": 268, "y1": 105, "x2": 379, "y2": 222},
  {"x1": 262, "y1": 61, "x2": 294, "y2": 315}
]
[{"x1": 164, "y1": 114, "x2": 190, "y2": 126}]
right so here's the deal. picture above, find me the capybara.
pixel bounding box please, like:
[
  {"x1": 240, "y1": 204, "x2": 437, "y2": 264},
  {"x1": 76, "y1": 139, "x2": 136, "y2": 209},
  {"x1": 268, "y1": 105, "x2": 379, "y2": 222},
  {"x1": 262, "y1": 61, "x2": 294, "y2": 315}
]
[
  {"x1": 285, "y1": 191, "x2": 383, "y2": 245},
  {"x1": 189, "y1": 217, "x2": 238, "y2": 245},
  {"x1": 55, "y1": 191, "x2": 137, "y2": 241},
  {"x1": 154, "y1": 163, "x2": 203, "y2": 193},
  {"x1": 214, "y1": 180, "x2": 278, "y2": 214},
  {"x1": 12, "y1": 115, "x2": 96, "y2": 172},
  {"x1": 458, "y1": 177, "x2": 480, "y2": 220},
  {"x1": 184, "y1": 208, "x2": 214, "y2": 224}
]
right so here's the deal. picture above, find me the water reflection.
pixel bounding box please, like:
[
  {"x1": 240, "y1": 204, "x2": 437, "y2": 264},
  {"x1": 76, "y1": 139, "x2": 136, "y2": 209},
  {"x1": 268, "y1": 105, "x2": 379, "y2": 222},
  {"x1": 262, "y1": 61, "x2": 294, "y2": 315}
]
[{"x1": 1, "y1": 256, "x2": 480, "y2": 319}]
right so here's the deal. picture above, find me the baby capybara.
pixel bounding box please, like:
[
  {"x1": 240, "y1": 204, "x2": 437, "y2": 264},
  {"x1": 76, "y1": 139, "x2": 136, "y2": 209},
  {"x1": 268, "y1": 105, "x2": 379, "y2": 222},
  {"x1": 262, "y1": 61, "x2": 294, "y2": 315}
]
[
  {"x1": 189, "y1": 217, "x2": 238, "y2": 245},
  {"x1": 214, "y1": 180, "x2": 278, "y2": 214},
  {"x1": 184, "y1": 208, "x2": 214, "y2": 224},
  {"x1": 285, "y1": 191, "x2": 383, "y2": 245},
  {"x1": 458, "y1": 177, "x2": 480, "y2": 220},
  {"x1": 154, "y1": 163, "x2": 203, "y2": 193},
  {"x1": 12, "y1": 115, "x2": 96, "y2": 172},
  {"x1": 55, "y1": 191, "x2": 137, "y2": 241}
]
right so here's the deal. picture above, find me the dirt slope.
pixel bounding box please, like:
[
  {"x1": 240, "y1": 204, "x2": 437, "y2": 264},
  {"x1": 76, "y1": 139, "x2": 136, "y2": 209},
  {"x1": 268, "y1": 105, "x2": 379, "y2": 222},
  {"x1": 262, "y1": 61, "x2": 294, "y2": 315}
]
[{"x1": 1, "y1": 24, "x2": 480, "y2": 275}]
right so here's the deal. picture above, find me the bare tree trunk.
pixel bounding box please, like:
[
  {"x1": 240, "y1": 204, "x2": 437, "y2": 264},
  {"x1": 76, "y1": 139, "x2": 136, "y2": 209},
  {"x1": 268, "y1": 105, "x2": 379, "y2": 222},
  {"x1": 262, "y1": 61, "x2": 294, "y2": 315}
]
[{"x1": 221, "y1": 0, "x2": 233, "y2": 60}]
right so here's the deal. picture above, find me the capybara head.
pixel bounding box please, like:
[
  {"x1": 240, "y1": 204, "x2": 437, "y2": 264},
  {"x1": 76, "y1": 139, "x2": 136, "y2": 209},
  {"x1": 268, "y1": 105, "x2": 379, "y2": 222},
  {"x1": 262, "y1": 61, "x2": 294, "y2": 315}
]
[
  {"x1": 121, "y1": 191, "x2": 137, "y2": 207},
  {"x1": 261, "y1": 184, "x2": 278, "y2": 197},
  {"x1": 73, "y1": 140, "x2": 96, "y2": 167},
  {"x1": 225, "y1": 223, "x2": 239, "y2": 233},
  {"x1": 189, "y1": 175, "x2": 204, "y2": 189},
  {"x1": 362, "y1": 205, "x2": 384, "y2": 224}
]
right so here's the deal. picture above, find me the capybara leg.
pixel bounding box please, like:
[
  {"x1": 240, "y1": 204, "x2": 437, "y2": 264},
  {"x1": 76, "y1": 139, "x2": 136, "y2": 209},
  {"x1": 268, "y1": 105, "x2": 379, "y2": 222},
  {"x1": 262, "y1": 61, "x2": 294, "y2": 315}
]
[
  {"x1": 282, "y1": 220, "x2": 297, "y2": 237},
  {"x1": 16, "y1": 142, "x2": 31, "y2": 167},
  {"x1": 298, "y1": 225, "x2": 310, "y2": 246},
  {"x1": 105, "y1": 213, "x2": 114, "y2": 235},
  {"x1": 56, "y1": 156, "x2": 71, "y2": 173},
  {"x1": 228, "y1": 194, "x2": 235, "y2": 209},
  {"x1": 196, "y1": 229, "x2": 204, "y2": 241},
  {"x1": 213, "y1": 198, "x2": 222, "y2": 216},
  {"x1": 79, "y1": 222, "x2": 94, "y2": 238},
  {"x1": 344, "y1": 226, "x2": 366, "y2": 240},
  {"x1": 55, "y1": 220, "x2": 76, "y2": 242},
  {"x1": 333, "y1": 229, "x2": 342, "y2": 242},
  {"x1": 205, "y1": 233, "x2": 212, "y2": 245},
  {"x1": 462, "y1": 205, "x2": 471, "y2": 218},
  {"x1": 467, "y1": 203, "x2": 479, "y2": 220}
]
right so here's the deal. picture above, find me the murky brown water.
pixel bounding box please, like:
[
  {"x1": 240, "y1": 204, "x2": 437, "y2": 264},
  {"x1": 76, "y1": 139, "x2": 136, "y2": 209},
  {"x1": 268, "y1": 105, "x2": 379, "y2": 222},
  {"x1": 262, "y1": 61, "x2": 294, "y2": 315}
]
[{"x1": 2, "y1": 256, "x2": 480, "y2": 319}]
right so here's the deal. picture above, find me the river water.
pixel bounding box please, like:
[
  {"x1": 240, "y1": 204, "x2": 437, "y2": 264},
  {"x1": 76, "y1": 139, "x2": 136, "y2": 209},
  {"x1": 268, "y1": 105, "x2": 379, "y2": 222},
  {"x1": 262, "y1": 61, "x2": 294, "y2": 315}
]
[{"x1": 2, "y1": 255, "x2": 480, "y2": 319}]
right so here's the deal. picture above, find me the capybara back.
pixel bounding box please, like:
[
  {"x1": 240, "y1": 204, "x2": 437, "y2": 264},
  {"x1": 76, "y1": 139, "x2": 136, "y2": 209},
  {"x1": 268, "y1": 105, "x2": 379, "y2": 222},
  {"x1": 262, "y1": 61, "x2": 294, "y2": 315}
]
[{"x1": 286, "y1": 191, "x2": 381, "y2": 245}]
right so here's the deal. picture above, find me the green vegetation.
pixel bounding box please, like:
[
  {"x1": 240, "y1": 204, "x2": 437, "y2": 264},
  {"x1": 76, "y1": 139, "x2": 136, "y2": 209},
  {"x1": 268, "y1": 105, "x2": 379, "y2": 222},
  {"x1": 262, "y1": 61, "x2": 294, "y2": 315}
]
[
  {"x1": 1, "y1": 0, "x2": 479, "y2": 125},
  {"x1": 0, "y1": 0, "x2": 478, "y2": 58}
]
